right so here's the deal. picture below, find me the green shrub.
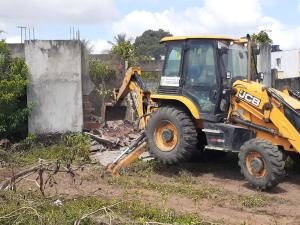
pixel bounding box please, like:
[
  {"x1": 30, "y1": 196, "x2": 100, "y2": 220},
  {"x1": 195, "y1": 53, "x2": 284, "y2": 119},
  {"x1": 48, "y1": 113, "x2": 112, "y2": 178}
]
[
  {"x1": 63, "y1": 133, "x2": 91, "y2": 162},
  {"x1": 0, "y1": 41, "x2": 30, "y2": 141},
  {"x1": 89, "y1": 59, "x2": 115, "y2": 98},
  {"x1": 11, "y1": 133, "x2": 90, "y2": 165},
  {"x1": 141, "y1": 71, "x2": 160, "y2": 80},
  {"x1": 89, "y1": 59, "x2": 115, "y2": 87}
]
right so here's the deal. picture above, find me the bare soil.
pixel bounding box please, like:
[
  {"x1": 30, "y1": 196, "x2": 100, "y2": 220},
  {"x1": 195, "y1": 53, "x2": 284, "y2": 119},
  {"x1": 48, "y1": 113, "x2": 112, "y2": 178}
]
[{"x1": 1, "y1": 153, "x2": 300, "y2": 225}]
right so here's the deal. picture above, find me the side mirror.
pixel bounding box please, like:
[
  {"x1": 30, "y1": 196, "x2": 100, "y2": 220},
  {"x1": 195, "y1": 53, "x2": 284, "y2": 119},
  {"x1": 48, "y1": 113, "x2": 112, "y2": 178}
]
[{"x1": 257, "y1": 72, "x2": 264, "y2": 81}]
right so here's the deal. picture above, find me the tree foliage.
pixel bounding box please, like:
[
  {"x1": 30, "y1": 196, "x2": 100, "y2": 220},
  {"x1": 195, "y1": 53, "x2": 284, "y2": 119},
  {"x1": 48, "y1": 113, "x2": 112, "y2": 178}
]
[
  {"x1": 0, "y1": 41, "x2": 30, "y2": 140},
  {"x1": 135, "y1": 29, "x2": 172, "y2": 60},
  {"x1": 108, "y1": 33, "x2": 127, "y2": 46},
  {"x1": 89, "y1": 59, "x2": 115, "y2": 96},
  {"x1": 110, "y1": 34, "x2": 138, "y2": 67},
  {"x1": 252, "y1": 30, "x2": 273, "y2": 45},
  {"x1": 111, "y1": 41, "x2": 138, "y2": 66},
  {"x1": 89, "y1": 59, "x2": 115, "y2": 86}
]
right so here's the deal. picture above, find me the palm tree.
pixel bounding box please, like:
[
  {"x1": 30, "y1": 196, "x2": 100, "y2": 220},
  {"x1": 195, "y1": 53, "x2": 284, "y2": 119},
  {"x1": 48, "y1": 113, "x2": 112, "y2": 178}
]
[
  {"x1": 108, "y1": 33, "x2": 127, "y2": 46},
  {"x1": 108, "y1": 33, "x2": 137, "y2": 69}
]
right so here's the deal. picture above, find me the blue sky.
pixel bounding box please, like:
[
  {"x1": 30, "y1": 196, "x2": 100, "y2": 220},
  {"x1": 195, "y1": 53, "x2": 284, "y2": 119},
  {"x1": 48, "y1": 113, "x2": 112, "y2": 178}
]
[{"x1": 1, "y1": 0, "x2": 300, "y2": 52}]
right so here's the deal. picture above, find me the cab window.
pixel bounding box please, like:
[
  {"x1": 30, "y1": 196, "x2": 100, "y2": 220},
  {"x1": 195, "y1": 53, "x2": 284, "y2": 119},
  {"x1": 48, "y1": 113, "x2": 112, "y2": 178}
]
[
  {"x1": 163, "y1": 44, "x2": 182, "y2": 77},
  {"x1": 183, "y1": 41, "x2": 218, "y2": 113},
  {"x1": 185, "y1": 42, "x2": 216, "y2": 87}
]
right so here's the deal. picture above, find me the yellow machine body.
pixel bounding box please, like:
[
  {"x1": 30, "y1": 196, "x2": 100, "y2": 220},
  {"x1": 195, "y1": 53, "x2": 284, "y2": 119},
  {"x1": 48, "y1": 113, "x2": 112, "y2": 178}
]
[
  {"x1": 105, "y1": 35, "x2": 300, "y2": 188},
  {"x1": 105, "y1": 36, "x2": 300, "y2": 153},
  {"x1": 230, "y1": 80, "x2": 300, "y2": 152}
]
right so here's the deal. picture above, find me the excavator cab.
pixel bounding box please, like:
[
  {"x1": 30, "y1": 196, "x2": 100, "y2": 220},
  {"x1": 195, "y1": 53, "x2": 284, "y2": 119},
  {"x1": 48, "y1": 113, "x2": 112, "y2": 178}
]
[
  {"x1": 148, "y1": 36, "x2": 256, "y2": 163},
  {"x1": 157, "y1": 36, "x2": 249, "y2": 122},
  {"x1": 104, "y1": 36, "x2": 249, "y2": 123}
]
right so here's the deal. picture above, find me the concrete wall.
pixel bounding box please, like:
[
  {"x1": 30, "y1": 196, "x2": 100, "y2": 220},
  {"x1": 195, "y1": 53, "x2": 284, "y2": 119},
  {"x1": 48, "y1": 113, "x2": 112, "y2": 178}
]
[
  {"x1": 275, "y1": 77, "x2": 300, "y2": 91},
  {"x1": 257, "y1": 45, "x2": 272, "y2": 87},
  {"x1": 25, "y1": 40, "x2": 83, "y2": 134},
  {"x1": 91, "y1": 54, "x2": 164, "y2": 72},
  {"x1": 271, "y1": 50, "x2": 300, "y2": 79},
  {"x1": 91, "y1": 53, "x2": 163, "y2": 92},
  {"x1": 87, "y1": 54, "x2": 163, "y2": 117},
  {"x1": 8, "y1": 43, "x2": 25, "y2": 58},
  {"x1": 81, "y1": 44, "x2": 95, "y2": 96}
]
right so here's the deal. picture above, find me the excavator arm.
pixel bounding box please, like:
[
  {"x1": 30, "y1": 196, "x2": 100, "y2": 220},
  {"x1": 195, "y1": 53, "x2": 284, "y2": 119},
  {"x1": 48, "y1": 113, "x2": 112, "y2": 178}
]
[
  {"x1": 104, "y1": 66, "x2": 150, "y2": 129},
  {"x1": 105, "y1": 132, "x2": 147, "y2": 176},
  {"x1": 104, "y1": 67, "x2": 152, "y2": 176}
]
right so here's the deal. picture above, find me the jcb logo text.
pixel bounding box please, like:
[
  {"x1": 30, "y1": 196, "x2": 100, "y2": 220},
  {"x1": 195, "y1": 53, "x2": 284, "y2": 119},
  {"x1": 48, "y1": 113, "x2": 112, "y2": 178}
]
[{"x1": 238, "y1": 90, "x2": 261, "y2": 107}]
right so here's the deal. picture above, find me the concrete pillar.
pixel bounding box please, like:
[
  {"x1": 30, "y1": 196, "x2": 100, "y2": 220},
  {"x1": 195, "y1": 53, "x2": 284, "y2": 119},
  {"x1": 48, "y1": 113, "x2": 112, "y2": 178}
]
[
  {"x1": 81, "y1": 44, "x2": 95, "y2": 96},
  {"x1": 257, "y1": 45, "x2": 272, "y2": 87},
  {"x1": 25, "y1": 40, "x2": 83, "y2": 134}
]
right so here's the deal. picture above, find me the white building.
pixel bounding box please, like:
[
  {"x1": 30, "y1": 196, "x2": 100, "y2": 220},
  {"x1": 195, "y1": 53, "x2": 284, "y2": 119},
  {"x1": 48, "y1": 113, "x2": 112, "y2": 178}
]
[{"x1": 271, "y1": 49, "x2": 300, "y2": 79}]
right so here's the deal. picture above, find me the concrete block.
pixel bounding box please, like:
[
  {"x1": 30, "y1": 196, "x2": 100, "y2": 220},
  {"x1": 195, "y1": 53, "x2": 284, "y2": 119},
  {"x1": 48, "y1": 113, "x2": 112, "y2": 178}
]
[{"x1": 25, "y1": 40, "x2": 83, "y2": 134}]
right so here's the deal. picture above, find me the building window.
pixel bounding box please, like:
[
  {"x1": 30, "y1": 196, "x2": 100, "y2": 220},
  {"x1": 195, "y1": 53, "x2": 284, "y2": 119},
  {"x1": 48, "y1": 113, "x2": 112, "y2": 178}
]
[{"x1": 276, "y1": 58, "x2": 281, "y2": 69}]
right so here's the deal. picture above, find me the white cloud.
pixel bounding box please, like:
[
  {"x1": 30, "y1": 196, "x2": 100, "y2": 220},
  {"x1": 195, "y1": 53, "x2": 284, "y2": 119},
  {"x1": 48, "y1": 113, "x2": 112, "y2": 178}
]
[
  {"x1": 89, "y1": 39, "x2": 111, "y2": 54},
  {"x1": 5, "y1": 36, "x2": 21, "y2": 43},
  {"x1": 113, "y1": 0, "x2": 262, "y2": 37},
  {"x1": 264, "y1": 20, "x2": 300, "y2": 49},
  {"x1": 113, "y1": 0, "x2": 300, "y2": 50},
  {"x1": 0, "y1": 0, "x2": 118, "y2": 24},
  {"x1": 0, "y1": 22, "x2": 7, "y2": 31}
]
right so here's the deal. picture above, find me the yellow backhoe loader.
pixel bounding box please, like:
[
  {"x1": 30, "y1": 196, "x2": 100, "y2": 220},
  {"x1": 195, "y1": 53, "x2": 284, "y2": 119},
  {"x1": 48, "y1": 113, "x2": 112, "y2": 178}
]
[{"x1": 105, "y1": 35, "x2": 300, "y2": 190}]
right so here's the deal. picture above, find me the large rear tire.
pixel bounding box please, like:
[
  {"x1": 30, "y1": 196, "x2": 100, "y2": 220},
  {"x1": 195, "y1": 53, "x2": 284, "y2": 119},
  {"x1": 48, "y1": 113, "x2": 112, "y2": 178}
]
[
  {"x1": 146, "y1": 106, "x2": 198, "y2": 164},
  {"x1": 239, "y1": 139, "x2": 286, "y2": 190}
]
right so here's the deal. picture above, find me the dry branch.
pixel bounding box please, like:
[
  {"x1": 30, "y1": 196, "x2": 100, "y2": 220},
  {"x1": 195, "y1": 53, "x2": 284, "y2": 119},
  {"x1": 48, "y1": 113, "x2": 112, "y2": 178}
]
[
  {"x1": 74, "y1": 201, "x2": 126, "y2": 225},
  {"x1": 0, "y1": 159, "x2": 85, "y2": 194},
  {"x1": 0, "y1": 166, "x2": 39, "y2": 190}
]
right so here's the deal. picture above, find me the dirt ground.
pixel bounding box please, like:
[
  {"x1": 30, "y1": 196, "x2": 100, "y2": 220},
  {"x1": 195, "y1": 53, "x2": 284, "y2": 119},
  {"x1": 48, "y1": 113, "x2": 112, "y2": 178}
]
[{"x1": 1, "y1": 153, "x2": 300, "y2": 225}]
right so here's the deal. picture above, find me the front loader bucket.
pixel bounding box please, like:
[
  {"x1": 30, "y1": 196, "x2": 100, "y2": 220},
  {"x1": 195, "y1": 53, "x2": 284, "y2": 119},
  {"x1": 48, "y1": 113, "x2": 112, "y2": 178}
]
[{"x1": 103, "y1": 103, "x2": 127, "y2": 122}]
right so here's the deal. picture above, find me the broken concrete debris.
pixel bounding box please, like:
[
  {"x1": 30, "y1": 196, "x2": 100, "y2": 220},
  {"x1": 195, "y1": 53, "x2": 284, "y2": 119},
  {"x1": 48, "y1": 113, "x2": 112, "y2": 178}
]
[
  {"x1": 85, "y1": 120, "x2": 140, "y2": 152},
  {"x1": 85, "y1": 132, "x2": 119, "y2": 148},
  {"x1": 87, "y1": 120, "x2": 153, "y2": 167},
  {"x1": 89, "y1": 143, "x2": 105, "y2": 153}
]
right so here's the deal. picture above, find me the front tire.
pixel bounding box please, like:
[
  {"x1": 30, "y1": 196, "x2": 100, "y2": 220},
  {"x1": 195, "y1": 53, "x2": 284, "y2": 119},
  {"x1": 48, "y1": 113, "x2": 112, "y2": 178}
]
[
  {"x1": 239, "y1": 139, "x2": 286, "y2": 190},
  {"x1": 146, "y1": 106, "x2": 198, "y2": 164}
]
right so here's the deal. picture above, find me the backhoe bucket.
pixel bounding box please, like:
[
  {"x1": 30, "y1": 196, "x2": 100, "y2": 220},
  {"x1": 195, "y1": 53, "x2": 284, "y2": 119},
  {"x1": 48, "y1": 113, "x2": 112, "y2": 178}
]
[{"x1": 103, "y1": 103, "x2": 127, "y2": 122}]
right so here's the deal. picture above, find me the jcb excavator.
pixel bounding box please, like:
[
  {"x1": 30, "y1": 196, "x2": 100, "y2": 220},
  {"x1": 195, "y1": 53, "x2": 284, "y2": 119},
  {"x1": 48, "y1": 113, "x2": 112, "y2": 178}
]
[{"x1": 105, "y1": 35, "x2": 300, "y2": 190}]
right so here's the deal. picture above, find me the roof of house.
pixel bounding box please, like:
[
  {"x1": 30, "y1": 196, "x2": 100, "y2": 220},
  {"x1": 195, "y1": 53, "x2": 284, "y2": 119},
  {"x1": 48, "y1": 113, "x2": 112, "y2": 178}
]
[{"x1": 160, "y1": 35, "x2": 248, "y2": 43}]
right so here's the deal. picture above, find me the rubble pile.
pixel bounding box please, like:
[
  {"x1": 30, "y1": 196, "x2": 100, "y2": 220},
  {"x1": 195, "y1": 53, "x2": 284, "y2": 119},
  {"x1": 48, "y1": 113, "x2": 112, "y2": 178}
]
[{"x1": 86, "y1": 120, "x2": 140, "y2": 153}]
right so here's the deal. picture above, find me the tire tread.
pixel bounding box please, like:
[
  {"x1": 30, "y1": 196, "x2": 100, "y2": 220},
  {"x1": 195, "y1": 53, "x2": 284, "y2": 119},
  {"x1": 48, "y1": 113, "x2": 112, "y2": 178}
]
[
  {"x1": 238, "y1": 138, "x2": 286, "y2": 190},
  {"x1": 146, "y1": 106, "x2": 198, "y2": 164}
]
